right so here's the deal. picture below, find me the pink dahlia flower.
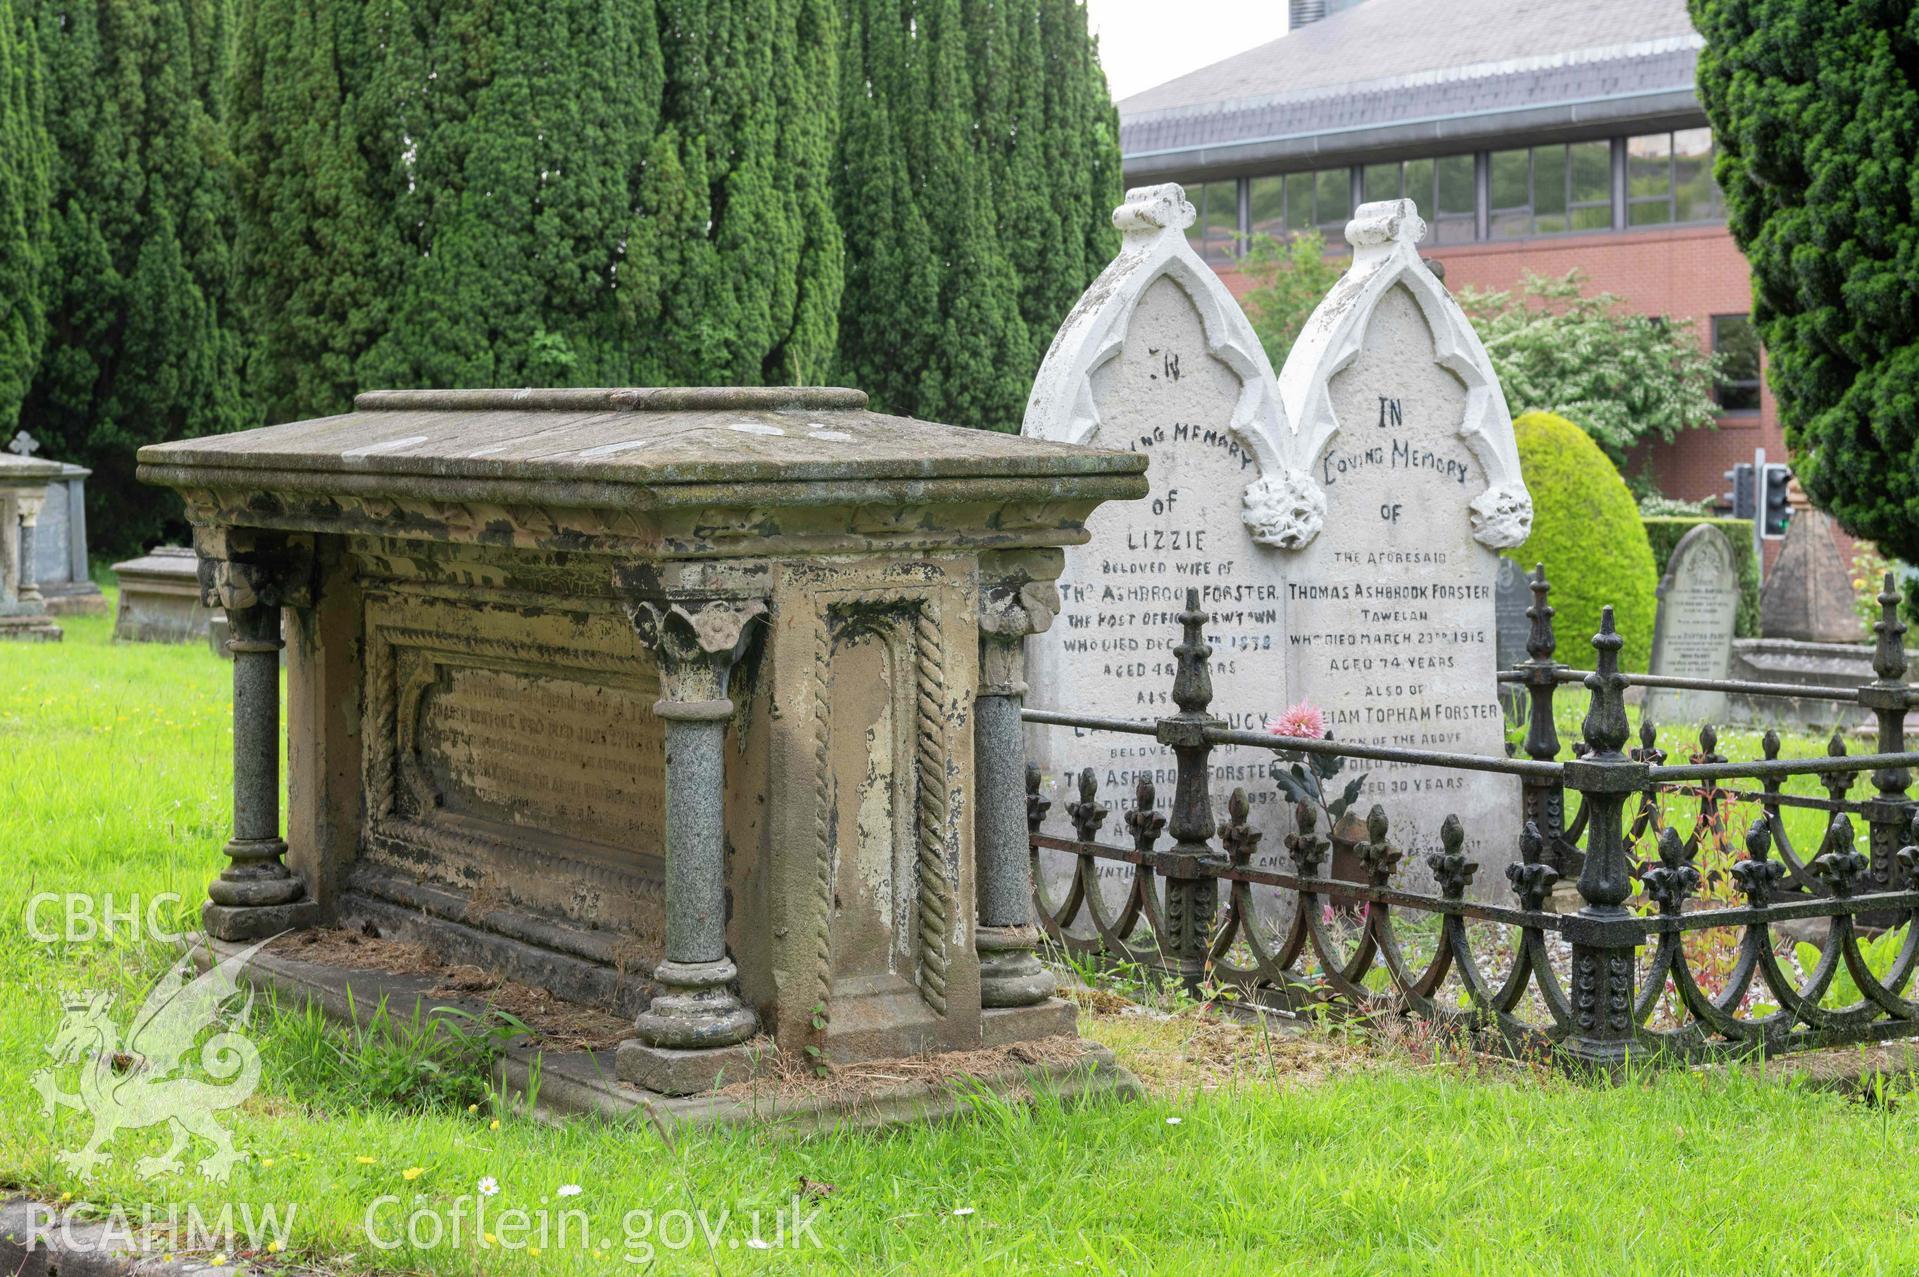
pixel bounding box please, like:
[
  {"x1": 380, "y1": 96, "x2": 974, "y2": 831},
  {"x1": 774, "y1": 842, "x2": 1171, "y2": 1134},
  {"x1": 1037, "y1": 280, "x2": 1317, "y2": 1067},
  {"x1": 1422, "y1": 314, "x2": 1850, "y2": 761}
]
[{"x1": 1266, "y1": 701, "x2": 1326, "y2": 740}]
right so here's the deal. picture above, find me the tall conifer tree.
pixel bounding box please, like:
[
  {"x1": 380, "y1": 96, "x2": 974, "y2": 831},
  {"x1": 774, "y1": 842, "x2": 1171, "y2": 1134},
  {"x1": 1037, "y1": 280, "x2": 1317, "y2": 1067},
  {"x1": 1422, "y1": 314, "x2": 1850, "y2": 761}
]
[
  {"x1": 26, "y1": 0, "x2": 249, "y2": 552},
  {"x1": 0, "y1": 0, "x2": 49, "y2": 431},
  {"x1": 834, "y1": 0, "x2": 1118, "y2": 431}
]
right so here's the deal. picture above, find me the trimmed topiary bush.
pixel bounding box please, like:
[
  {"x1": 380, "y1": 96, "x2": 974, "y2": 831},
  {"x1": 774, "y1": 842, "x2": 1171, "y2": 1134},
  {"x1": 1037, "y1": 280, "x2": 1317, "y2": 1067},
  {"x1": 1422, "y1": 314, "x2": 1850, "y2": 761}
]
[
  {"x1": 1643, "y1": 516, "x2": 1760, "y2": 639},
  {"x1": 1511, "y1": 411, "x2": 1659, "y2": 671}
]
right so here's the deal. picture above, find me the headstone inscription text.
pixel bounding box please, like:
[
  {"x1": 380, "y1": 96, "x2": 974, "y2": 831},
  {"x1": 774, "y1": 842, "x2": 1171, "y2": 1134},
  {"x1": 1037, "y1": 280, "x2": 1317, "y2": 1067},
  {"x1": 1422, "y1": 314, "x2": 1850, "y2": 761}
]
[
  {"x1": 1642, "y1": 524, "x2": 1740, "y2": 727},
  {"x1": 1021, "y1": 184, "x2": 1296, "y2": 918},
  {"x1": 1281, "y1": 283, "x2": 1514, "y2": 871},
  {"x1": 418, "y1": 664, "x2": 667, "y2": 853}
]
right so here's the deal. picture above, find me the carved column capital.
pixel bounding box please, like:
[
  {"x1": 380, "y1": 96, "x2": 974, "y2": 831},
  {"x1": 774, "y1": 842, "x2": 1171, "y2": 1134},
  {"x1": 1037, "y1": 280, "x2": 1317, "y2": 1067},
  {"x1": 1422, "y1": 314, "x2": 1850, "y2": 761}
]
[
  {"x1": 628, "y1": 595, "x2": 768, "y2": 707},
  {"x1": 12, "y1": 489, "x2": 45, "y2": 527},
  {"x1": 978, "y1": 549, "x2": 1064, "y2": 698},
  {"x1": 192, "y1": 528, "x2": 315, "y2": 612}
]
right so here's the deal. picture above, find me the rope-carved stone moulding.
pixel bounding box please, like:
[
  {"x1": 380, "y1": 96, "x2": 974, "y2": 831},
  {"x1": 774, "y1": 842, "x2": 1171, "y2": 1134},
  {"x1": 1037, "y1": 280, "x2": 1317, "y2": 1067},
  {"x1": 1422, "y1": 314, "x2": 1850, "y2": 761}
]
[
  {"x1": 1023, "y1": 574, "x2": 1919, "y2": 1070},
  {"x1": 138, "y1": 386, "x2": 1148, "y2": 1119}
]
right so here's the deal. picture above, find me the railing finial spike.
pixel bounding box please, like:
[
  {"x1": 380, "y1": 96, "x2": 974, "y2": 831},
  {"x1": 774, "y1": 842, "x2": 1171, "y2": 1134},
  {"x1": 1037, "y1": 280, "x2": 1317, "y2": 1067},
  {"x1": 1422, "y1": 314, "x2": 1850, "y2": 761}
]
[
  {"x1": 1580, "y1": 605, "x2": 1630, "y2": 757},
  {"x1": 1525, "y1": 562, "x2": 1556, "y2": 662},
  {"x1": 1875, "y1": 571, "x2": 1909, "y2": 682}
]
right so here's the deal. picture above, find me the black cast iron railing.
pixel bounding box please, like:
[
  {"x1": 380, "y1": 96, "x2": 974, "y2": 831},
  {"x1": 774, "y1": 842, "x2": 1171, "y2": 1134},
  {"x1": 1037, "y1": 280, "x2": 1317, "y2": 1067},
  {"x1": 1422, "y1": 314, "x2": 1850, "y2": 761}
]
[{"x1": 1022, "y1": 569, "x2": 1919, "y2": 1067}]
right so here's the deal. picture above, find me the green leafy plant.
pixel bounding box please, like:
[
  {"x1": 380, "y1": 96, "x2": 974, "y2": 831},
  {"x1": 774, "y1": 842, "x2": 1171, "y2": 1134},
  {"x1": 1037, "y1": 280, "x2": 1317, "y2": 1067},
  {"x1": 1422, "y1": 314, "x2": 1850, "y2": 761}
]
[
  {"x1": 1514, "y1": 411, "x2": 1660, "y2": 671},
  {"x1": 1238, "y1": 229, "x2": 1346, "y2": 368},
  {"x1": 1694, "y1": 0, "x2": 1919, "y2": 563},
  {"x1": 1456, "y1": 272, "x2": 1723, "y2": 465}
]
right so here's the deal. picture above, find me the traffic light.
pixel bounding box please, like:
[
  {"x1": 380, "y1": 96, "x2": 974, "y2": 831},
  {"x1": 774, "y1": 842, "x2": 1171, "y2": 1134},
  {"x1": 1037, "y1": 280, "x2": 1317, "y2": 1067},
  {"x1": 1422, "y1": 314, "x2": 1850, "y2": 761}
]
[
  {"x1": 1722, "y1": 462, "x2": 1755, "y2": 520},
  {"x1": 1761, "y1": 463, "x2": 1791, "y2": 538}
]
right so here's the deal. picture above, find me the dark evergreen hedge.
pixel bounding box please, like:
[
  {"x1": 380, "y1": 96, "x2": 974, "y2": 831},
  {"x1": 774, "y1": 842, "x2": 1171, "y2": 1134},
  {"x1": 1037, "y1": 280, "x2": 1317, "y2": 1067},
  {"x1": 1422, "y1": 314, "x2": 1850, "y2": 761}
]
[{"x1": 1693, "y1": 0, "x2": 1919, "y2": 561}]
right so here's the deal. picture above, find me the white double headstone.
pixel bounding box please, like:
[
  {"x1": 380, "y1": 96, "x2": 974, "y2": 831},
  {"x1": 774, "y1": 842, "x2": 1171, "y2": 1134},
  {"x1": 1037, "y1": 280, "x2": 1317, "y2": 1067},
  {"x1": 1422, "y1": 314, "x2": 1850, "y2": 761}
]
[{"x1": 1023, "y1": 187, "x2": 1532, "y2": 898}]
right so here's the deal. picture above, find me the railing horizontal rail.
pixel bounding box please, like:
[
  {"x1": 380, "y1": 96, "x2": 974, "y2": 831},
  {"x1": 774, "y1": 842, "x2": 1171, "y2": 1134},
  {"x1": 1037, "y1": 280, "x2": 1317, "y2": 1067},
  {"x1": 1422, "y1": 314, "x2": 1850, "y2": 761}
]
[
  {"x1": 1032, "y1": 833, "x2": 1557, "y2": 929},
  {"x1": 1498, "y1": 665, "x2": 1919, "y2": 705},
  {"x1": 1648, "y1": 752, "x2": 1919, "y2": 782},
  {"x1": 1022, "y1": 708, "x2": 1563, "y2": 779}
]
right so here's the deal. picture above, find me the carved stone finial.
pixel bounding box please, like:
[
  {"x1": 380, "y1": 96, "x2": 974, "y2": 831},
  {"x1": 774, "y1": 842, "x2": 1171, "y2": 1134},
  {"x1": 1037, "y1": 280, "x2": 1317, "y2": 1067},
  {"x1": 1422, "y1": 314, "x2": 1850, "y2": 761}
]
[
  {"x1": 1112, "y1": 183, "x2": 1197, "y2": 236},
  {"x1": 1345, "y1": 199, "x2": 1427, "y2": 252},
  {"x1": 6, "y1": 430, "x2": 38, "y2": 457}
]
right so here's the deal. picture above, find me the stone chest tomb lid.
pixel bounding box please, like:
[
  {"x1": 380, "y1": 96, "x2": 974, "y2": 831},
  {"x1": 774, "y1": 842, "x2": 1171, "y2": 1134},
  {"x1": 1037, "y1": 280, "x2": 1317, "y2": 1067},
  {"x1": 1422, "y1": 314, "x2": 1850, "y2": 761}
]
[
  {"x1": 0, "y1": 451, "x2": 64, "y2": 490},
  {"x1": 138, "y1": 387, "x2": 1146, "y2": 496}
]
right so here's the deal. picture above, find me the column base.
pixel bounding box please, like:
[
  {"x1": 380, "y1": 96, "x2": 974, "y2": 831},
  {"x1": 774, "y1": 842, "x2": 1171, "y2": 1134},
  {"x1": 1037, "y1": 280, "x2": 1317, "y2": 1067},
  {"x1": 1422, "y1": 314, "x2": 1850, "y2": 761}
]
[
  {"x1": 209, "y1": 838, "x2": 308, "y2": 907},
  {"x1": 0, "y1": 614, "x2": 62, "y2": 642},
  {"x1": 615, "y1": 1038, "x2": 770, "y2": 1096},
  {"x1": 203, "y1": 898, "x2": 321, "y2": 941},
  {"x1": 631, "y1": 958, "x2": 759, "y2": 1049},
  {"x1": 976, "y1": 924, "x2": 1056, "y2": 1007}
]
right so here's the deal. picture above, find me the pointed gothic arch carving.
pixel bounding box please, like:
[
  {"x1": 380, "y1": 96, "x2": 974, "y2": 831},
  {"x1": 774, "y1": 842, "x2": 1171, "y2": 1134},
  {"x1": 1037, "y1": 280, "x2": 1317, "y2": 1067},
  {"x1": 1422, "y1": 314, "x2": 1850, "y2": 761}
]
[
  {"x1": 1022, "y1": 184, "x2": 1323, "y2": 548},
  {"x1": 1276, "y1": 199, "x2": 1533, "y2": 551}
]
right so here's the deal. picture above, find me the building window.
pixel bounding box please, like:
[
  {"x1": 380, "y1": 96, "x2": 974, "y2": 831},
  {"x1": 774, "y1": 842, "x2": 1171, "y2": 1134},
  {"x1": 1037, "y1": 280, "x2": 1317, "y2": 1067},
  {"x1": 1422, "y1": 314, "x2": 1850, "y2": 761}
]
[
  {"x1": 1712, "y1": 314, "x2": 1762, "y2": 413},
  {"x1": 1229, "y1": 127, "x2": 1727, "y2": 257},
  {"x1": 1182, "y1": 180, "x2": 1240, "y2": 263},
  {"x1": 1431, "y1": 154, "x2": 1475, "y2": 244},
  {"x1": 1487, "y1": 142, "x2": 1612, "y2": 237},
  {"x1": 1629, "y1": 129, "x2": 1724, "y2": 226},
  {"x1": 1245, "y1": 168, "x2": 1352, "y2": 246}
]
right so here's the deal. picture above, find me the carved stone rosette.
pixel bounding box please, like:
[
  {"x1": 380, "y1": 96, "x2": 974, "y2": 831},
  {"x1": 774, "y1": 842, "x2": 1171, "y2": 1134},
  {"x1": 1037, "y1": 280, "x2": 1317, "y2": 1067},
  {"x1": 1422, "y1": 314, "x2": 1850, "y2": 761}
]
[
  {"x1": 620, "y1": 592, "x2": 768, "y2": 1085},
  {"x1": 194, "y1": 529, "x2": 320, "y2": 939}
]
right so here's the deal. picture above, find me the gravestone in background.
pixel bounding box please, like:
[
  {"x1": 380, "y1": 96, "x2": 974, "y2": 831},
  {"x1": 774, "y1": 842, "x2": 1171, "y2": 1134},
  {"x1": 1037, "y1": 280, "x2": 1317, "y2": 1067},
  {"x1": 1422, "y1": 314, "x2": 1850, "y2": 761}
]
[
  {"x1": 1760, "y1": 509, "x2": 1865, "y2": 644},
  {"x1": 1493, "y1": 556, "x2": 1533, "y2": 724},
  {"x1": 111, "y1": 546, "x2": 215, "y2": 643},
  {"x1": 1274, "y1": 199, "x2": 1532, "y2": 886},
  {"x1": 1025, "y1": 189, "x2": 1532, "y2": 907},
  {"x1": 1022, "y1": 184, "x2": 1304, "y2": 913},
  {"x1": 7, "y1": 431, "x2": 105, "y2": 615},
  {"x1": 1643, "y1": 523, "x2": 1740, "y2": 727}
]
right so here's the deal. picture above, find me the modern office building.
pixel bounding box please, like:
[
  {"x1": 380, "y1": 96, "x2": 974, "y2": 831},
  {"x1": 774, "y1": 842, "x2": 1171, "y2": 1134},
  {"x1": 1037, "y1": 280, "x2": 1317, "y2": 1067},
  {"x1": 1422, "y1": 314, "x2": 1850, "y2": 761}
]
[{"x1": 1119, "y1": 0, "x2": 1777, "y2": 521}]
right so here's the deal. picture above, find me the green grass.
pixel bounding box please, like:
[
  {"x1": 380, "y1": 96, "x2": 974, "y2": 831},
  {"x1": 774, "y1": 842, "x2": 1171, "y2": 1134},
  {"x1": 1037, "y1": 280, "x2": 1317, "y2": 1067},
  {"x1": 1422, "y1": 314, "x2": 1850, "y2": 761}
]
[{"x1": 8, "y1": 601, "x2": 1919, "y2": 1274}]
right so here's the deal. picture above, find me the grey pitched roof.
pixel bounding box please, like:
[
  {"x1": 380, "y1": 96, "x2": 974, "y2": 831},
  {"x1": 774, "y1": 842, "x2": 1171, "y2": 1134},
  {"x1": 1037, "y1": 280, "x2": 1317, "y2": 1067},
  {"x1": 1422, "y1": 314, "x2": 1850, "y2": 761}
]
[{"x1": 1120, "y1": 0, "x2": 1703, "y2": 172}]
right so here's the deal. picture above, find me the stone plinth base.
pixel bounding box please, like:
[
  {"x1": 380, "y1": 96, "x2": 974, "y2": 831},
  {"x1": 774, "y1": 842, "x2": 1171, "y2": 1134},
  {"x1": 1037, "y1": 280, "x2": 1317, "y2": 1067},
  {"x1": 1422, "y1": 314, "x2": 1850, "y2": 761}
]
[
  {"x1": 982, "y1": 998, "x2": 1077, "y2": 1046},
  {"x1": 202, "y1": 899, "x2": 322, "y2": 940},
  {"x1": 616, "y1": 1038, "x2": 770, "y2": 1096},
  {"x1": 195, "y1": 935, "x2": 1139, "y2": 1135},
  {"x1": 41, "y1": 581, "x2": 106, "y2": 615},
  {"x1": 0, "y1": 613, "x2": 61, "y2": 641}
]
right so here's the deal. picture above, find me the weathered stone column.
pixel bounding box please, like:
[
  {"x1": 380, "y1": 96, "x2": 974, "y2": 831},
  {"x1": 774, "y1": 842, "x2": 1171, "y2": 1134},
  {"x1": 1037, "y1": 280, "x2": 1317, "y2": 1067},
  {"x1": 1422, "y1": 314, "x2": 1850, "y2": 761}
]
[
  {"x1": 975, "y1": 561, "x2": 1061, "y2": 1009},
  {"x1": 196, "y1": 530, "x2": 320, "y2": 940},
  {"x1": 14, "y1": 492, "x2": 43, "y2": 608},
  {"x1": 619, "y1": 595, "x2": 767, "y2": 1095}
]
